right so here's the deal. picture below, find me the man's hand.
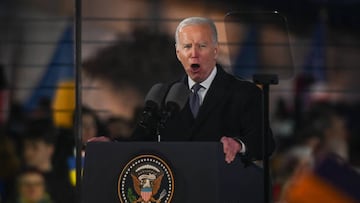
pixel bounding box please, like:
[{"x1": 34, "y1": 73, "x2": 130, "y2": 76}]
[
  {"x1": 221, "y1": 136, "x2": 242, "y2": 164},
  {"x1": 87, "y1": 136, "x2": 111, "y2": 142}
]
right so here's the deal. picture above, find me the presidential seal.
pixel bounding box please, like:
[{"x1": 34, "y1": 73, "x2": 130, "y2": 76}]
[{"x1": 118, "y1": 155, "x2": 174, "y2": 203}]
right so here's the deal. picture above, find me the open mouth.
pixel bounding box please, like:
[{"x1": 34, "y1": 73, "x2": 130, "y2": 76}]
[{"x1": 191, "y1": 63, "x2": 200, "y2": 69}]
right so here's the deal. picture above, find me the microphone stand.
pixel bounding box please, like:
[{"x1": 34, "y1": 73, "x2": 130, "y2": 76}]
[
  {"x1": 157, "y1": 103, "x2": 179, "y2": 142},
  {"x1": 155, "y1": 82, "x2": 190, "y2": 142},
  {"x1": 157, "y1": 109, "x2": 170, "y2": 142},
  {"x1": 253, "y1": 74, "x2": 278, "y2": 203},
  {"x1": 156, "y1": 122, "x2": 162, "y2": 142}
]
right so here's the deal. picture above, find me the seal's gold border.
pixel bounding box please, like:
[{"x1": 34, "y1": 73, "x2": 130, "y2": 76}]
[{"x1": 117, "y1": 154, "x2": 175, "y2": 203}]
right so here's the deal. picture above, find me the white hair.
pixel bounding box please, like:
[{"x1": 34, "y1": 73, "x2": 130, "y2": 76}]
[{"x1": 175, "y1": 17, "x2": 218, "y2": 46}]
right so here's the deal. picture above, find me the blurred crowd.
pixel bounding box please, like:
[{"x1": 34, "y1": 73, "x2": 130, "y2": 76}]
[
  {"x1": 0, "y1": 29, "x2": 183, "y2": 203},
  {"x1": 0, "y1": 99, "x2": 144, "y2": 203},
  {"x1": 270, "y1": 100, "x2": 360, "y2": 202}
]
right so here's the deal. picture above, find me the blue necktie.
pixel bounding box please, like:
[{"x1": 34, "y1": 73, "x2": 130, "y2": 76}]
[{"x1": 190, "y1": 83, "x2": 202, "y2": 117}]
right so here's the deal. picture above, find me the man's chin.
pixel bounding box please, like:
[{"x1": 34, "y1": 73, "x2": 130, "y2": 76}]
[{"x1": 189, "y1": 75, "x2": 203, "y2": 83}]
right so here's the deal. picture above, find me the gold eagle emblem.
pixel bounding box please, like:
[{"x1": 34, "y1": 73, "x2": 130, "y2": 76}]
[{"x1": 131, "y1": 173, "x2": 164, "y2": 203}]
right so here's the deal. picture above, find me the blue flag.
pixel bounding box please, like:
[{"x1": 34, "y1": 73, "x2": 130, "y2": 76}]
[
  {"x1": 24, "y1": 23, "x2": 74, "y2": 111},
  {"x1": 303, "y1": 20, "x2": 326, "y2": 82},
  {"x1": 233, "y1": 25, "x2": 260, "y2": 79}
]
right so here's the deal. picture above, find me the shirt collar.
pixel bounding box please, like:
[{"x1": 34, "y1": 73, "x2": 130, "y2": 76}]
[{"x1": 188, "y1": 66, "x2": 217, "y2": 90}]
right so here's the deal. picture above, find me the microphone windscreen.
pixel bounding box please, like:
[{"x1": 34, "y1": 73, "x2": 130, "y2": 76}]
[
  {"x1": 165, "y1": 82, "x2": 190, "y2": 111},
  {"x1": 144, "y1": 83, "x2": 167, "y2": 109}
]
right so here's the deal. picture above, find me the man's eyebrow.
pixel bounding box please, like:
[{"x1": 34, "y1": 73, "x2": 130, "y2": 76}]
[{"x1": 182, "y1": 43, "x2": 192, "y2": 46}]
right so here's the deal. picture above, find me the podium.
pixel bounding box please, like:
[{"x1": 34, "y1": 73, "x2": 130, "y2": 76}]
[{"x1": 82, "y1": 142, "x2": 264, "y2": 203}]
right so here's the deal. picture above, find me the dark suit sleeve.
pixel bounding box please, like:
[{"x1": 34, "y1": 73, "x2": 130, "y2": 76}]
[{"x1": 229, "y1": 82, "x2": 275, "y2": 162}]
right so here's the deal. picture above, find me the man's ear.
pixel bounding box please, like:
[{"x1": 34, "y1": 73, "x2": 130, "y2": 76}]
[
  {"x1": 47, "y1": 144, "x2": 55, "y2": 156},
  {"x1": 214, "y1": 46, "x2": 219, "y2": 59},
  {"x1": 175, "y1": 45, "x2": 181, "y2": 61}
]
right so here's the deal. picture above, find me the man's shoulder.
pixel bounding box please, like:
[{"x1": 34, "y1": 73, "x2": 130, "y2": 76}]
[{"x1": 224, "y1": 71, "x2": 261, "y2": 93}]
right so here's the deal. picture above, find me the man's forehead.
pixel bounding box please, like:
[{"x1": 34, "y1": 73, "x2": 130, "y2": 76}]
[
  {"x1": 179, "y1": 23, "x2": 211, "y2": 32},
  {"x1": 21, "y1": 173, "x2": 43, "y2": 179},
  {"x1": 178, "y1": 27, "x2": 213, "y2": 41},
  {"x1": 24, "y1": 139, "x2": 47, "y2": 145}
]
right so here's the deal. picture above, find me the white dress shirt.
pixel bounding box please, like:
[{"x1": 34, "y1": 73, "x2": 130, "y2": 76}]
[{"x1": 188, "y1": 66, "x2": 217, "y2": 105}]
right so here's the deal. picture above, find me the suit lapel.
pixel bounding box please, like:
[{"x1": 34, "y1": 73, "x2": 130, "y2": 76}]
[{"x1": 191, "y1": 67, "x2": 231, "y2": 132}]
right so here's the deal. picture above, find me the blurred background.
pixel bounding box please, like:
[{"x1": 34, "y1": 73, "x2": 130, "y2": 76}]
[{"x1": 0, "y1": 0, "x2": 359, "y2": 202}]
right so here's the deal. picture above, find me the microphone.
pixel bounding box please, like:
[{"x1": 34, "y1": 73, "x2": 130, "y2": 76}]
[
  {"x1": 138, "y1": 83, "x2": 168, "y2": 130},
  {"x1": 164, "y1": 82, "x2": 190, "y2": 114},
  {"x1": 157, "y1": 82, "x2": 190, "y2": 130},
  {"x1": 136, "y1": 82, "x2": 189, "y2": 142}
]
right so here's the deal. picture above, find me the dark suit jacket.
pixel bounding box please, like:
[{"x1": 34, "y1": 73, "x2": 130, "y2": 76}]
[{"x1": 133, "y1": 66, "x2": 275, "y2": 161}]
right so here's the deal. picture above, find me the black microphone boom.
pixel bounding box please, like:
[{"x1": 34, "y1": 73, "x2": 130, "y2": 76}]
[
  {"x1": 139, "y1": 83, "x2": 168, "y2": 129},
  {"x1": 162, "y1": 82, "x2": 190, "y2": 122},
  {"x1": 165, "y1": 82, "x2": 190, "y2": 113},
  {"x1": 145, "y1": 83, "x2": 168, "y2": 108},
  {"x1": 136, "y1": 82, "x2": 189, "y2": 141}
]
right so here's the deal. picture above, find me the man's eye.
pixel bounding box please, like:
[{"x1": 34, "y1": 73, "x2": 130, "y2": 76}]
[
  {"x1": 199, "y1": 44, "x2": 207, "y2": 48},
  {"x1": 183, "y1": 45, "x2": 191, "y2": 49}
]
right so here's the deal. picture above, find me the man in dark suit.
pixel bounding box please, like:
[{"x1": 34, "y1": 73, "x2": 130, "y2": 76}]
[
  {"x1": 157, "y1": 17, "x2": 275, "y2": 163},
  {"x1": 94, "y1": 16, "x2": 274, "y2": 164}
]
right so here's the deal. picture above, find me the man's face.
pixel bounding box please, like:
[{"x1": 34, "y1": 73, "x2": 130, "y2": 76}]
[
  {"x1": 18, "y1": 172, "x2": 46, "y2": 202},
  {"x1": 23, "y1": 140, "x2": 53, "y2": 169},
  {"x1": 176, "y1": 24, "x2": 218, "y2": 83}
]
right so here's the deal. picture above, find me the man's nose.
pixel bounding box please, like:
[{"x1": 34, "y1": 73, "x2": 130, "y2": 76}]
[{"x1": 190, "y1": 46, "x2": 199, "y2": 57}]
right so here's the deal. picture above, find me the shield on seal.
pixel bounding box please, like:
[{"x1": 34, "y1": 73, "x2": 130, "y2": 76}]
[{"x1": 141, "y1": 187, "x2": 152, "y2": 202}]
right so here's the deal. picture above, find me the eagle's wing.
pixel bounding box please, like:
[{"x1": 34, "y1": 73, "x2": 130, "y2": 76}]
[
  {"x1": 131, "y1": 174, "x2": 141, "y2": 196},
  {"x1": 152, "y1": 174, "x2": 164, "y2": 195}
]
